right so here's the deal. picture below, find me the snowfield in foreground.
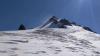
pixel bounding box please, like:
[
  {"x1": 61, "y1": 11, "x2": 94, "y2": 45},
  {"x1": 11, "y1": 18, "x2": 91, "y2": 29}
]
[{"x1": 0, "y1": 25, "x2": 100, "y2": 56}]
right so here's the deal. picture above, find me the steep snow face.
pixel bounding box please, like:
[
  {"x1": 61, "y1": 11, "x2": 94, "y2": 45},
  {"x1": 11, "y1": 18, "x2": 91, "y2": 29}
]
[{"x1": 0, "y1": 25, "x2": 100, "y2": 56}]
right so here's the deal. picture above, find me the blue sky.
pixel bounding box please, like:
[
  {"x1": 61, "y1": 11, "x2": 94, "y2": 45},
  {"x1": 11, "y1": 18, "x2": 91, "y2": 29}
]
[{"x1": 0, "y1": 0, "x2": 100, "y2": 33}]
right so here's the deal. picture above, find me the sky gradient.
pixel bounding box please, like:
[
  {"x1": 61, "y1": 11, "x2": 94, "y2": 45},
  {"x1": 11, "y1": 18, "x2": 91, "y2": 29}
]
[{"x1": 0, "y1": 0, "x2": 100, "y2": 33}]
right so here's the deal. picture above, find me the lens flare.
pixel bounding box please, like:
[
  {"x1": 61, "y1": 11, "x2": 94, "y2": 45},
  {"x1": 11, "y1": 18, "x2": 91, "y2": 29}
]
[{"x1": 78, "y1": 0, "x2": 98, "y2": 30}]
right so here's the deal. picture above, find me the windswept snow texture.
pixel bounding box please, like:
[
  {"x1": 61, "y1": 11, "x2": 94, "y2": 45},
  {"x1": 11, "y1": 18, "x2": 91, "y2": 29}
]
[{"x1": 0, "y1": 25, "x2": 100, "y2": 56}]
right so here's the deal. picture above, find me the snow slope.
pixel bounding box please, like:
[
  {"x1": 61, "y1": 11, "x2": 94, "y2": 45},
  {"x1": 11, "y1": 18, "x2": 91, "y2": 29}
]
[{"x1": 0, "y1": 25, "x2": 100, "y2": 56}]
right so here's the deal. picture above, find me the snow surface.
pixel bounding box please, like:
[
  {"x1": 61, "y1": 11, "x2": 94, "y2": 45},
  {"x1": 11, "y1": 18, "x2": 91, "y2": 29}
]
[{"x1": 0, "y1": 25, "x2": 100, "y2": 56}]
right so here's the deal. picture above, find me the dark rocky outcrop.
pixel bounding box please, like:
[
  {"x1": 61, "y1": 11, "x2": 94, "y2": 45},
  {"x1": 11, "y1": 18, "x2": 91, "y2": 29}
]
[
  {"x1": 49, "y1": 16, "x2": 58, "y2": 24},
  {"x1": 18, "y1": 24, "x2": 26, "y2": 30},
  {"x1": 83, "y1": 26, "x2": 94, "y2": 32},
  {"x1": 59, "y1": 19, "x2": 72, "y2": 26}
]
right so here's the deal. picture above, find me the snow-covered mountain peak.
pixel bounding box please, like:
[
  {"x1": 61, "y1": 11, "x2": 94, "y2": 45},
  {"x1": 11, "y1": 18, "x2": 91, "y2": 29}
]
[
  {"x1": 40, "y1": 16, "x2": 94, "y2": 33},
  {"x1": 0, "y1": 25, "x2": 100, "y2": 56},
  {"x1": 0, "y1": 16, "x2": 99, "y2": 56}
]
